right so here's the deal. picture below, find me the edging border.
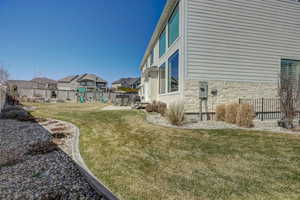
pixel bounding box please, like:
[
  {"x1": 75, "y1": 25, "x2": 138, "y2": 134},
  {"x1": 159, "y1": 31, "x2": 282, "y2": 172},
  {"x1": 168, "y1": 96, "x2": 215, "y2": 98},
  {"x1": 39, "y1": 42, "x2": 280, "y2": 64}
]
[{"x1": 67, "y1": 121, "x2": 120, "y2": 200}]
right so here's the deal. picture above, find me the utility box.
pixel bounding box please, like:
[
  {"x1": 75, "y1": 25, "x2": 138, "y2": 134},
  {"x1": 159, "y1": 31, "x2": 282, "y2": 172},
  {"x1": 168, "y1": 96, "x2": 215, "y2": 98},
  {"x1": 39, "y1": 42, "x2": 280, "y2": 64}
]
[{"x1": 199, "y1": 82, "x2": 208, "y2": 99}]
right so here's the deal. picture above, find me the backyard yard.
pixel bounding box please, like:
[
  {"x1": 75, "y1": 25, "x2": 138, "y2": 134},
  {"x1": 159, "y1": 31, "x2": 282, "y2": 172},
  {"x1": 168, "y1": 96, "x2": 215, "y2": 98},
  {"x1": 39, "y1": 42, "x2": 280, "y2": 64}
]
[{"x1": 27, "y1": 102, "x2": 300, "y2": 200}]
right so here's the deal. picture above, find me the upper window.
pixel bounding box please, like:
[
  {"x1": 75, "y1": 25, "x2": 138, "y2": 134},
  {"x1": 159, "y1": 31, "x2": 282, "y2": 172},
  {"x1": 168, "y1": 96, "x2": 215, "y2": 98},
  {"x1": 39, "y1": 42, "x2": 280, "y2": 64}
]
[
  {"x1": 281, "y1": 59, "x2": 300, "y2": 85},
  {"x1": 159, "y1": 28, "x2": 166, "y2": 57},
  {"x1": 159, "y1": 63, "x2": 166, "y2": 94},
  {"x1": 168, "y1": 50, "x2": 179, "y2": 92},
  {"x1": 168, "y1": 5, "x2": 179, "y2": 47}
]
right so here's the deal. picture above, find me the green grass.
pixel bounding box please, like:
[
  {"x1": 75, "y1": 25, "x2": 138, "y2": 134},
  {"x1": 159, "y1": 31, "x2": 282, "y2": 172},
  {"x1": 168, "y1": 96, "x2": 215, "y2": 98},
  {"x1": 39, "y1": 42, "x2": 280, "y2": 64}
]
[{"x1": 27, "y1": 102, "x2": 300, "y2": 200}]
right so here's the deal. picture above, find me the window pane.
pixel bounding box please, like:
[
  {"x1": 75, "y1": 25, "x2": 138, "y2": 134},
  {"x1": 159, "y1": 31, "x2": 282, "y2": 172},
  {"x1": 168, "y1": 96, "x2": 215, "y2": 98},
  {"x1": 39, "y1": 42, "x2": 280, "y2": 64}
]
[
  {"x1": 168, "y1": 5, "x2": 179, "y2": 46},
  {"x1": 281, "y1": 59, "x2": 300, "y2": 85},
  {"x1": 150, "y1": 50, "x2": 154, "y2": 65},
  {"x1": 159, "y1": 29, "x2": 166, "y2": 57},
  {"x1": 159, "y1": 63, "x2": 166, "y2": 94},
  {"x1": 168, "y1": 50, "x2": 179, "y2": 92}
]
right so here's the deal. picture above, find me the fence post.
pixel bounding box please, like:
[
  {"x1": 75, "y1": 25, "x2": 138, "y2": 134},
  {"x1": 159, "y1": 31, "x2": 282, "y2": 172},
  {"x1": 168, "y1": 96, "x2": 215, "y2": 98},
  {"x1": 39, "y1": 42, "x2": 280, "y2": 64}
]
[
  {"x1": 261, "y1": 98, "x2": 264, "y2": 121},
  {"x1": 238, "y1": 98, "x2": 241, "y2": 104}
]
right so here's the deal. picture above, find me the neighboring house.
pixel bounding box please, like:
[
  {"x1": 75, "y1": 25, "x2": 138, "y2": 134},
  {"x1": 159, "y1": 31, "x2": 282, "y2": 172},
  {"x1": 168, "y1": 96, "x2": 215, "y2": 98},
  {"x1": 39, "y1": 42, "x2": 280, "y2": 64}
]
[
  {"x1": 8, "y1": 77, "x2": 57, "y2": 91},
  {"x1": 57, "y1": 74, "x2": 107, "y2": 91},
  {"x1": 139, "y1": 0, "x2": 300, "y2": 113},
  {"x1": 7, "y1": 77, "x2": 58, "y2": 99},
  {"x1": 112, "y1": 78, "x2": 140, "y2": 89}
]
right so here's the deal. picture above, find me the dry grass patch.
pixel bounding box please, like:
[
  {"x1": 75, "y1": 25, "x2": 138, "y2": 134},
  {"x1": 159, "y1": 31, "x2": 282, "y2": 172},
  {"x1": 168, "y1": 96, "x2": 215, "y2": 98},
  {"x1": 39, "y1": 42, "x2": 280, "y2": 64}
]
[{"x1": 27, "y1": 102, "x2": 300, "y2": 200}]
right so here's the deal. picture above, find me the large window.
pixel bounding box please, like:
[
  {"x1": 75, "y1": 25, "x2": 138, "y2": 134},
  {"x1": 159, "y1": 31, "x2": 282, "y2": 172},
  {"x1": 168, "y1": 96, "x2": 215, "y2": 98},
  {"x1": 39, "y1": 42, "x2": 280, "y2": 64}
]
[
  {"x1": 168, "y1": 5, "x2": 179, "y2": 47},
  {"x1": 168, "y1": 50, "x2": 179, "y2": 92},
  {"x1": 281, "y1": 59, "x2": 300, "y2": 84},
  {"x1": 159, "y1": 63, "x2": 166, "y2": 94},
  {"x1": 159, "y1": 28, "x2": 166, "y2": 57}
]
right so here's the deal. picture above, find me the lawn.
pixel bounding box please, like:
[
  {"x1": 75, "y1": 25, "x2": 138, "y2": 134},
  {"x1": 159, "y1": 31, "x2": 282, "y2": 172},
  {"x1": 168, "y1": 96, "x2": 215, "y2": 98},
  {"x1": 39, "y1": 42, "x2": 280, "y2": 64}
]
[{"x1": 27, "y1": 102, "x2": 300, "y2": 200}]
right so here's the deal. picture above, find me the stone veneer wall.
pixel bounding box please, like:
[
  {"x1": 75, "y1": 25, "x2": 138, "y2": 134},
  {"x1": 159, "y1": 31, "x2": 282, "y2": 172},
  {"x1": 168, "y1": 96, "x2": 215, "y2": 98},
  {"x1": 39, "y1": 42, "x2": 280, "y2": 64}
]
[{"x1": 184, "y1": 80, "x2": 278, "y2": 113}]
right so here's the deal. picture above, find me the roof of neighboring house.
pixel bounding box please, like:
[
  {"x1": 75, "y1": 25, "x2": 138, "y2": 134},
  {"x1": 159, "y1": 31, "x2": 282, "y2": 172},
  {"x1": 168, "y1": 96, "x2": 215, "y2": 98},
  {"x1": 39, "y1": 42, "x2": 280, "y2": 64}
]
[
  {"x1": 77, "y1": 74, "x2": 107, "y2": 83},
  {"x1": 31, "y1": 77, "x2": 57, "y2": 84},
  {"x1": 58, "y1": 75, "x2": 79, "y2": 83},
  {"x1": 112, "y1": 78, "x2": 140, "y2": 87},
  {"x1": 58, "y1": 74, "x2": 107, "y2": 83},
  {"x1": 140, "y1": 0, "x2": 178, "y2": 69},
  {"x1": 7, "y1": 80, "x2": 39, "y2": 89}
]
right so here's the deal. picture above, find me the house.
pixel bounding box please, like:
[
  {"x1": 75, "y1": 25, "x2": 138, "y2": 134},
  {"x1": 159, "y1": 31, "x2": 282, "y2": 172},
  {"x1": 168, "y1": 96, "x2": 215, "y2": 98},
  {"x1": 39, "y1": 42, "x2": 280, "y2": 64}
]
[
  {"x1": 139, "y1": 0, "x2": 300, "y2": 114},
  {"x1": 7, "y1": 77, "x2": 58, "y2": 99},
  {"x1": 57, "y1": 74, "x2": 107, "y2": 91},
  {"x1": 112, "y1": 78, "x2": 140, "y2": 89},
  {"x1": 7, "y1": 77, "x2": 57, "y2": 91}
]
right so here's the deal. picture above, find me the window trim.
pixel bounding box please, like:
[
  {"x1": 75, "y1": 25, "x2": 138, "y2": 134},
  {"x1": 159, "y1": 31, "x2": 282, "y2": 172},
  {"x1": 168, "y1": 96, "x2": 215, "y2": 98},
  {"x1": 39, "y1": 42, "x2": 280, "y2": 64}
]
[
  {"x1": 168, "y1": 3, "x2": 179, "y2": 47},
  {"x1": 159, "y1": 63, "x2": 166, "y2": 94}
]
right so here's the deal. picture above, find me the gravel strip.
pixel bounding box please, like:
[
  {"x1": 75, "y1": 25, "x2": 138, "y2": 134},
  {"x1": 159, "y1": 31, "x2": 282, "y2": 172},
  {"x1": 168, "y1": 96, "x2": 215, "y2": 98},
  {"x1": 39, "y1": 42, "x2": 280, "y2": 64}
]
[
  {"x1": 0, "y1": 119, "x2": 102, "y2": 200},
  {"x1": 147, "y1": 113, "x2": 300, "y2": 134}
]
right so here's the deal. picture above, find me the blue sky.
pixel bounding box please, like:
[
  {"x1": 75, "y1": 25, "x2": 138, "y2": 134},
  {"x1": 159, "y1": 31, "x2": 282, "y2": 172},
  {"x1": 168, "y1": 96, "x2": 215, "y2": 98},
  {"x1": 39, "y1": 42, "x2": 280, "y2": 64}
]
[{"x1": 0, "y1": 0, "x2": 166, "y2": 83}]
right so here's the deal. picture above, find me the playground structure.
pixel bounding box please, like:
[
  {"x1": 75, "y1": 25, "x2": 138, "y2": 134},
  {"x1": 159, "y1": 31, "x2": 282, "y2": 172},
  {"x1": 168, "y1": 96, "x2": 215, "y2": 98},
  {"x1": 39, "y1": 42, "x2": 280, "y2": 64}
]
[{"x1": 76, "y1": 87, "x2": 109, "y2": 103}]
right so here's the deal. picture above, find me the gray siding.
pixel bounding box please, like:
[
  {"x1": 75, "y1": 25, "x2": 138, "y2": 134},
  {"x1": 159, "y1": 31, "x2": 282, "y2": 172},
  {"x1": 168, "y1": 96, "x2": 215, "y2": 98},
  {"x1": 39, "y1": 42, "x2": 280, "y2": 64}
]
[{"x1": 186, "y1": 0, "x2": 300, "y2": 82}]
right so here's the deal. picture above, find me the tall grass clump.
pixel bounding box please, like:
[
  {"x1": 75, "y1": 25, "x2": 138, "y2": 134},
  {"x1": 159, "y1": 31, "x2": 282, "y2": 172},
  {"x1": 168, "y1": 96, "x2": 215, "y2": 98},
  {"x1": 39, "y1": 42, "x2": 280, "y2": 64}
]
[
  {"x1": 166, "y1": 101, "x2": 185, "y2": 126},
  {"x1": 225, "y1": 103, "x2": 239, "y2": 124},
  {"x1": 236, "y1": 104, "x2": 255, "y2": 128},
  {"x1": 216, "y1": 104, "x2": 226, "y2": 121}
]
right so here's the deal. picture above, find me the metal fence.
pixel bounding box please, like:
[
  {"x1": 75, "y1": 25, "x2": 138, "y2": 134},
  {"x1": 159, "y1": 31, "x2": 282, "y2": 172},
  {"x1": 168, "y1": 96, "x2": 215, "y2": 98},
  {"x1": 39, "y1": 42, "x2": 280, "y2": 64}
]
[
  {"x1": 201, "y1": 98, "x2": 299, "y2": 121},
  {"x1": 106, "y1": 92, "x2": 140, "y2": 106},
  {"x1": 239, "y1": 98, "x2": 281, "y2": 121}
]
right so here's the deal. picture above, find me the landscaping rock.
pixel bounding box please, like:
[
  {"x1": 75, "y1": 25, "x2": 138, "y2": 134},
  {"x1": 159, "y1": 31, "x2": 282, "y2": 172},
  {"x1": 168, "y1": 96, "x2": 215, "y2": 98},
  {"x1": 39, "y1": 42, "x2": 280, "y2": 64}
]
[{"x1": 0, "y1": 119, "x2": 102, "y2": 200}]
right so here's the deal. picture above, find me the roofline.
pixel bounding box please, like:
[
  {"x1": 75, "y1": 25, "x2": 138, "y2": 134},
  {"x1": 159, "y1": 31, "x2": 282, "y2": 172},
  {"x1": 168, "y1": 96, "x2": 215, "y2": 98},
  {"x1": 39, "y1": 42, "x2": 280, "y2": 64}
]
[{"x1": 139, "y1": 0, "x2": 179, "y2": 70}]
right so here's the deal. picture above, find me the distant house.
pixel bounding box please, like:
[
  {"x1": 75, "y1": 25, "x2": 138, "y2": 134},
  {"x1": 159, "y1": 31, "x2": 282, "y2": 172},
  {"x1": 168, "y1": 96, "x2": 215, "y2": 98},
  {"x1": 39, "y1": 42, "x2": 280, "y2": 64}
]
[
  {"x1": 8, "y1": 77, "x2": 57, "y2": 91},
  {"x1": 57, "y1": 74, "x2": 107, "y2": 91},
  {"x1": 112, "y1": 78, "x2": 140, "y2": 89},
  {"x1": 7, "y1": 77, "x2": 58, "y2": 99}
]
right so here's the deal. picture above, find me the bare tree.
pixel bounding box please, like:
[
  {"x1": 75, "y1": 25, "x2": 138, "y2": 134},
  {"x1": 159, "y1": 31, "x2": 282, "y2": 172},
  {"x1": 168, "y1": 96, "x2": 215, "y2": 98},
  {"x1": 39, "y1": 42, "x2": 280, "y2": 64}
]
[
  {"x1": 0, "y1": 65, "x2": 9, "y2": 84},
  {"x1": 278, "y1": 73, "x2": 300, "y2": 129}
]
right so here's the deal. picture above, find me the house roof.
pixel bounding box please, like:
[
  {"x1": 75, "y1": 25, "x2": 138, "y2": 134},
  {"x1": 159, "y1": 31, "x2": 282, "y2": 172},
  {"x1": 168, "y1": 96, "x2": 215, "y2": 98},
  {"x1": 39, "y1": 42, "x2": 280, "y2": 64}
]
[
  {"x1": 58, "y1": 74, "x2": 107, "y2": 83},
  {"x1": 7, "y1": 80, "x2": 39, "y2": 89},
  {"x1": 140, "y1": 0, "x2": 179, "y2": 69},
  {"x1": 78, "y1": 74, "x2": 107, "y2": 83},
  {"x1": 31, "y1": 77, "x2": 57, "y2": 84},
  {"x1": 112, "y1": 78, "x2": 140, "y2": 87},
  {"x1": 58, "y1": 75, "x2": 79, "y2": 83}
]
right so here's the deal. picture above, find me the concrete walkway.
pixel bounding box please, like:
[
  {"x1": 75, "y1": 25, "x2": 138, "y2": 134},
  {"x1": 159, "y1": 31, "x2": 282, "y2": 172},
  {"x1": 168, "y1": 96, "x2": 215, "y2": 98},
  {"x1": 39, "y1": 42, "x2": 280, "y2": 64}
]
[{"x1": 101, "y1": 105, "x2": 132, "y2": 111}]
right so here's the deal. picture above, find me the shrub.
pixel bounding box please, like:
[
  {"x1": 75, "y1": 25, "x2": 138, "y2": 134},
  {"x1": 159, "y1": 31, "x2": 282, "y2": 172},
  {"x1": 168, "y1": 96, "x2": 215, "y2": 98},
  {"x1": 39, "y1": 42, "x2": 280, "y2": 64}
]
[
  {"x1": 157, "y1": 102, "x2": 167, "y2": 116},
  {"x1": 216, "y1": 104, "x2": 226, "y2": 121},
  {"x1": 0, "y1": 148, "x2": 20, "y2": 167},
  {"x1": 166, "y1": 101, "x2": 185, "y2": 126},
  {"x1": 152, "y1": 100, "x2": 159, "y2": 113},
  {"x1": 225, "y1": 103, "x2": 239, "y2": 124},
  {"x1": 145, "y1": 103, "x2": 153, "y2": 112},
  {"x1": 236, "y1": 104, "x2": 255, "y2": 128}
]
